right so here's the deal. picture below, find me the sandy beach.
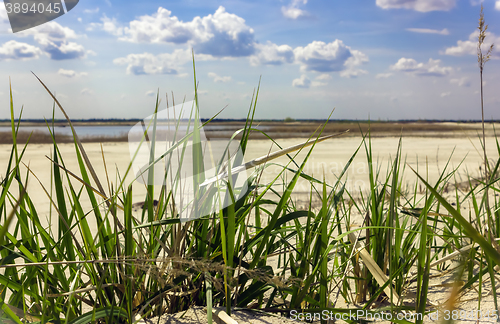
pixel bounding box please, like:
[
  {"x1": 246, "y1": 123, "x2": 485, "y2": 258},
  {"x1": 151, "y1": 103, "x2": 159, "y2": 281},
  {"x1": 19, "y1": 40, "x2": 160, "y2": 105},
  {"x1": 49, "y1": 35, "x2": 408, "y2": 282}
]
[
  {"x1": 2, "y1": 123, "x2": 499, "y2": 323},
  {"x1": 2, "y1": 128, "x2": 495, "y2": 219}
]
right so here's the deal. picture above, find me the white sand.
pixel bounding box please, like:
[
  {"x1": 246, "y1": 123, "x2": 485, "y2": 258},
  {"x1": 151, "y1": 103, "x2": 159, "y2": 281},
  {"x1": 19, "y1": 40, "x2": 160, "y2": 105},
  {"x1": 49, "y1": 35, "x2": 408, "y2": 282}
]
[
  {"x1": 1, "y1": 134, "x2": 498, "y2": 323},
  {"x1": 1, "y1": 135, "x2": 494, "y2": 218}
]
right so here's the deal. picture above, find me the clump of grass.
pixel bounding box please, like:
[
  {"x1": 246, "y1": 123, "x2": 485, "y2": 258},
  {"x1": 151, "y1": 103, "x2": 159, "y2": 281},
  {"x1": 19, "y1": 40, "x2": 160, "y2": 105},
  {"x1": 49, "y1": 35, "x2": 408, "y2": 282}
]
[
  {"x1": 2, "y1": 33, "x2": 500, "y2": 323},
  {"x1": 0, "y1": 66, "x2": 353, "y2": 323}
]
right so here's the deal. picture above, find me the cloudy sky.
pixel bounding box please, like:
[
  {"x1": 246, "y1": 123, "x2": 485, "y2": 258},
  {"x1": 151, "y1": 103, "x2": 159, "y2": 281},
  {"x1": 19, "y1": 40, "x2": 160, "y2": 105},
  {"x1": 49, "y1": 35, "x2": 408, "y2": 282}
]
[{"x1": 1, "y1": 0, "x2": 500, "y2": 120}]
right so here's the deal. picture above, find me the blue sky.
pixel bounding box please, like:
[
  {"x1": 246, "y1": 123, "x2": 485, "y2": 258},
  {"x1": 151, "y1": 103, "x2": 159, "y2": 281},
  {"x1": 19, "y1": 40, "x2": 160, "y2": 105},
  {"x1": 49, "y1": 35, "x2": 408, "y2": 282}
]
[{"x1": 1, "y1": 0, "x2": 500, "y2": 120}]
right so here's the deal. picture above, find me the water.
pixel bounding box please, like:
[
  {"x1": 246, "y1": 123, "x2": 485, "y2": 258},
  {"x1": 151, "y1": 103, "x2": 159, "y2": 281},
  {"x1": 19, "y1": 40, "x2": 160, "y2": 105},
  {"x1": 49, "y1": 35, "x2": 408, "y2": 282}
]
[{"x1": 0, "y1": 124, "x2": 269, "y2": 138}]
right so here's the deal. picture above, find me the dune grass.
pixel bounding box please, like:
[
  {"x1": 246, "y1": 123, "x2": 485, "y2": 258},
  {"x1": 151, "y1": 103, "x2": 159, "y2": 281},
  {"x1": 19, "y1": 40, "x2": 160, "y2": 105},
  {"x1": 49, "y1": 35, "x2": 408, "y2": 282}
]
[
  {"x1": 0, "y1": 73, "x2": 500, "y2": 324},
  {"x1": 1, "y1": 14, "x2": 500, "y2": 321}
]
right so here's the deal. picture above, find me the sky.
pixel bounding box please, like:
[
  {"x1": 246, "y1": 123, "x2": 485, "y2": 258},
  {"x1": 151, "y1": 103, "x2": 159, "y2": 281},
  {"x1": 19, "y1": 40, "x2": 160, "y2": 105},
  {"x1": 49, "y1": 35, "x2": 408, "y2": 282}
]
[{"x1": 0, "y1": 0, "x2": 500, "y2": 120}]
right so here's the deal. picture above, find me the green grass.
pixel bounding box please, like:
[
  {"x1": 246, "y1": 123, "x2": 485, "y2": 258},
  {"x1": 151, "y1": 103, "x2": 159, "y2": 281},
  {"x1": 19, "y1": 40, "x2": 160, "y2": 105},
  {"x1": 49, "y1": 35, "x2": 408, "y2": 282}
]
[{"x1": 1, "y1": 60, "x2": 500, "y2": 324}]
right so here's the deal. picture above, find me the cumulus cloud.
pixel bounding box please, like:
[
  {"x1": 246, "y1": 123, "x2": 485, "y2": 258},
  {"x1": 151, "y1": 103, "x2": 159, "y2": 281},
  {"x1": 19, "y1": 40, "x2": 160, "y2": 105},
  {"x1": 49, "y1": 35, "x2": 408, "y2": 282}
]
[
  {"x1": 450, "y1": 77, "x2": 470, "y2": 87},
  {"x1": 106, "y1": 8, "x2": 367, "y2": 76},
  {"x1": 294, "y1": 40, "x2": 368, "y2": 77},
  {"x1": 58, "y1": 68, "x2": 88, "y2": 78},
  {"x1": 117, "y1": 6, "x2": 255, "y2": 57},
  {"x1": 294, "y1": 40, "x2": 350, "y2": 72},
  {"x1": 292, "y1": 75, "x2": 311, "y2": 88},
  {"x1": 250, "y1": 41, "x2": 294, "y2": 66},
  {"x1": 311, "y1": 74, "x2": 331, "y2": 86},
  {"x1": 88, "y1": 15, "x2": 124, "y2": 36},
  {"x1": 114, "y1": 52, "x2": 179, "y2": 75},
  {"x1": 208, "y1": 72, "x2": 231, "y2": 83},
  {"x1": 113, "y1": 49, "x2": 214, "y2": 75},
  {"x1": 376, "y1": 72, "x2": 394, "y2": 78},
  {"x1": 406, "y1": 28, "x2": 449, "y2": 35},
  {"x1": 0, "y1": 40, "x2": 43, "y2": 60},
  {"x1": 376, "y1": 0, "x2": 457, "y2": 12},
  {"x1": 390, "y1": 58, "x2": 453, "y2": 76},
  {"x1": 340, "y1": 50, "x2": 369, "y2": 78},
  {"x1": 444, "y1": 30, "x2": 499, "y2": 58},
  {"x1": 17, "y1": 22, "x2": 85, "y2": 60},
  {"x1": 282, "y1": 0, "x2": 309, "y2": 19}
]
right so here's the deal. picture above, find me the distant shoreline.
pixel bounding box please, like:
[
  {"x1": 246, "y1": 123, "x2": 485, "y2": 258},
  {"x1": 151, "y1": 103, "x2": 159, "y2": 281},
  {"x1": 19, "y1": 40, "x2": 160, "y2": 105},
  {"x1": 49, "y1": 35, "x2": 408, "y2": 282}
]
[
  {"x1": 1, "y1": 118, "x2": 500, "y2": 127},
  {"x1": 0, "y1": 120, "x2": 497, "y2": 144}
]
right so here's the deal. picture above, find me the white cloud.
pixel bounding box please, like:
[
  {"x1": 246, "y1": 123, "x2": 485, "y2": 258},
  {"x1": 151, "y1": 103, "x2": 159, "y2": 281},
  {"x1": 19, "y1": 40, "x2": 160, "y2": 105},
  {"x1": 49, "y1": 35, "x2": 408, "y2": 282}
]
[
  {"x1": 292, "y1": 75, "x2": 311, "y2": 88},
  {"x1": 376, "y1": 72, "x2": 394, "y2": 79},
  {"x1": 114, "y1": 52, "x2": 181, "y2": 75},
  {"x1": 113, "y1": 49, "x2": 214, "y2": 75},
  {"x1": 88, "y1": 15, "x2": 124, "y2": 36},
  {"x1": 0, "y1": 6, "x2": 8, "y2": 23},
  {"x1": 450, "y1": 77, "x2": 470, "y2": 87},
  {"x1": 81, "y1": 88, "x2": 93, "y2": 96},
  {"x1": 0, "y1": 7, "x2": 10, "y2": 34},
  {"x1": 58, "y1": 68, "x2": 88, "y2": 78},
  {"x1": 441, "y1": 92, "x2": 451, "y2": 97},
  {"x1": 83, "y1": 8, "x2": 99, "y2": 14},
  {"x1": 444, "y1": 30, "x2": 499, "y2": 58},
  {"x1": 406, "y1": 28, "x2": 449, "y2": 35},
  {"x1": 390, "y1": 58, "x2": 453, "y2": 76},
  {"x1": 315, "y1": 74, "x2": 332, "y2": 81},
  {"x1": 208, "y1": 72, "x2": 232, "y2": 83},
  {"x1": 17, "y1": 22, "x2": 85, "y2": 60},
  {"x1": 145, "y1": 90, "x2": 156, "y2": 97},
  {"x1": 496, "y1": 1, "x2": 500, "y2": 10},
  {"x1": 340, "y1": 50, "x2": 369, "y2": 78},
  {"x1": 0, "y1": 40, "x2": 43, "y2": 60},
  {"x1": 294, "y1": 40, "x2": 368, "y2": 77},
  {"x1": 311, "y1": 81, "x2": 327, "y2": 87},
  {"x1": 376, "y1": 0, "x2": 457, "y2": 12},
  {"x1": 250, "y1": 41, "x2": 294, "y2": 66},
  {"x1": 117, "y1": 6, "x2": 255, "y2": 57},
  {"x1": 282, "y1": 0, "x2": 309, "y2": 19}
]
